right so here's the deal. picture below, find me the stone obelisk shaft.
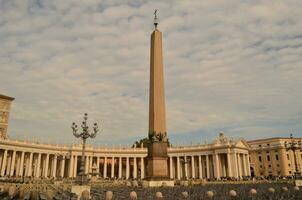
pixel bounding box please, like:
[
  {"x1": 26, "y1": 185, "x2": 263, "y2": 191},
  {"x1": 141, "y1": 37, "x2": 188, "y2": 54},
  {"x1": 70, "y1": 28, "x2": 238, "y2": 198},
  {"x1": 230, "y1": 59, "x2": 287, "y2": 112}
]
[
  {"x1": 147, "y1": 27, "x2": 169, "y2": 180},
  {"x1": 149, "y1": 29, "x2": 166, "y2": 135}
]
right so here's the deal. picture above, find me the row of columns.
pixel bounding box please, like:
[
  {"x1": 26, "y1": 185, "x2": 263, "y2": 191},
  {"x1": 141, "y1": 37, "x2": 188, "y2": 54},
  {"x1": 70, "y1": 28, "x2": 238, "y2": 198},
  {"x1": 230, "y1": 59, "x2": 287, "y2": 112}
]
[
  {"x1": 0, "y1": 149, "x2": 250, "y2": 180},
  {"x1": 168, "y1": 152, "x2": 250, "y2": 180},
  {"x1": 0, "y1": 149, "x2": 147, "y2": 179},
  {"x1": 0, "y1": 150, "x2": 65, "y2": 178},
  {"x1": 66, "y1": 155, "x2": 146, "y2": 179}
]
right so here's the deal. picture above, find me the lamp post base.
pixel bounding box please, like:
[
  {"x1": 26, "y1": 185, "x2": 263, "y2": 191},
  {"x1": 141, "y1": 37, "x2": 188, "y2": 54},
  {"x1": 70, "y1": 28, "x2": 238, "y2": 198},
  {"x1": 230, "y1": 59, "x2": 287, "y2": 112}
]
[
  {"x1": 75, "y1": 174, "x2": 89, "y2": 185},
  {"x1": 70, "y1": 185, "x2": 91, "y2": 200},
  {"x1": 295, "y1": 180, "x2": 302, "y2": 186}
]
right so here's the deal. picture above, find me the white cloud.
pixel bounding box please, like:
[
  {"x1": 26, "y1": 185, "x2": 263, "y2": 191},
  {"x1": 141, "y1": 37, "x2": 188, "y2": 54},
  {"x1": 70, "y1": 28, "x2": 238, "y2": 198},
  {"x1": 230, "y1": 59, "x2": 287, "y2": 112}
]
[{"x1": 0, "y1": 0, "x2": 301, "y2": 145}]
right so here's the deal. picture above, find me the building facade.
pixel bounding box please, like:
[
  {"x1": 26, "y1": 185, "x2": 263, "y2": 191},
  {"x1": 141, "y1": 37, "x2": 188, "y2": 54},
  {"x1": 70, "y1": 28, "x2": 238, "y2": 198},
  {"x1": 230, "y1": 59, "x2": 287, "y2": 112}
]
[
  {"x1": 0, "y1": 133, "x2": 250, "y2": 180},
  {"x1": 0, "y1": 94, "x2": 14, "y2": 139},
  {"x1": 248, "y1": 137, "x2": 302, "y2": 177}
]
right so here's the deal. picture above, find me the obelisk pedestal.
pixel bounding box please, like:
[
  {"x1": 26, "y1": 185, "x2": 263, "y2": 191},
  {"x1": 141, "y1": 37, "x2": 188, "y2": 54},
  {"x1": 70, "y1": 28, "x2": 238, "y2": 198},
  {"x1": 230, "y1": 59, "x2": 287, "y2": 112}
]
[{"x1": 147, "y1": 142, "x2": 168, "y2": 179}]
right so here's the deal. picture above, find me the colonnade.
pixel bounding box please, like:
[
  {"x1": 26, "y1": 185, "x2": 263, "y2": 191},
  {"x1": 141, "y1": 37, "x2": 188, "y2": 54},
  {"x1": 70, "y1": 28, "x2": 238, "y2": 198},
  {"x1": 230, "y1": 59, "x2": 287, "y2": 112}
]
[
  {"x1": 168, "y1": 152, "x2": 250, "y2": 180},
  {"x1": 0, "y1": 149, "x2": 147, "y2": 179},
  {"x1": 0, "y1": 150, "x2": 66, "y2": 178},
  {"x1": 0, "y1": 147, "x2": 250, "y2": 180}
]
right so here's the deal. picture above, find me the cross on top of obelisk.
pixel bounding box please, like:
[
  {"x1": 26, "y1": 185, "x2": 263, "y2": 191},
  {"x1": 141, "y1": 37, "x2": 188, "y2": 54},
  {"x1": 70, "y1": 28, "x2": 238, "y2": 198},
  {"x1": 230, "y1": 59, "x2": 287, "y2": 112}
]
[{"x1": 154, "y1": 9, "x2": 158, "y2": 28}]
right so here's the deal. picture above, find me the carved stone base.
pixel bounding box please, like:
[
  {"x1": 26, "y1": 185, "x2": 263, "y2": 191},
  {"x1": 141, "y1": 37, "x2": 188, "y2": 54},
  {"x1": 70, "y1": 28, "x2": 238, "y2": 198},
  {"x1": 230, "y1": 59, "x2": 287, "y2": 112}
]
[
  {"x1": 147, "y1": 142, "x2": 169, "y2": 179},
  {"x1": 143, "y1": 180, "x2": 174, "y2": 187},
  {"x1": 147, "y1": 157, "x2": 168, "y2": 178}
]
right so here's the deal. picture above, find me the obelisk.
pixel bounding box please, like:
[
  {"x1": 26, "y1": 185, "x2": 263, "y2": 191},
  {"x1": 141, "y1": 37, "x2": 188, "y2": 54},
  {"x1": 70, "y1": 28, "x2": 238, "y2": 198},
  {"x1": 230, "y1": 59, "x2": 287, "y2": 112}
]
[{"x1": 147, "y1": 10, "x2": 169, "y2": 181}]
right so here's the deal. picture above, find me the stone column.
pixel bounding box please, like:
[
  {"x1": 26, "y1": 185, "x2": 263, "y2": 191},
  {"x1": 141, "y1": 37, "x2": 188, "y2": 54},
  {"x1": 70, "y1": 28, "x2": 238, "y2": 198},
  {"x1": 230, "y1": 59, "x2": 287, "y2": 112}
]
[
  {"x1": 52, "y1": 155, "x2": 58, "y2": 178},
  {"x1": 141, "y1": 157, "x2": 145, "y2": 179},
  {"x1": 232, "y1": 153, "x2": 238, "y2": 178},
  {"x1": 169, "y1": 157, "x2": 173, "y2": 179},
  {"x1": 227, "y1": 153, "x2": 232, "y2": 177},
  {"x1": 68, "y1": 155, "x2": 74, "y2": 178},
  {"x1": 237, "y1": 153, "x2": 242, "y2": 177},
  {"x1": 198, "y1": 155, "x2": 203, "y2": 179},
  {"x1": 73, "y1": 155, "x2": 77, "y2": 178},
  {"x1": 28, "y1": 152, "x2": 33, "y2": 177},
  {"x1": 44, "y1": 154, "x2": 49, "y2": 178},
  {"x1": 36, "y1": 153, "x2": 41, "y2": 178},
  {"x1": 15, "y1": 153, "x2": 20, "y2": 177},
  {"x1": 60, "y1": 156, "x2": 65, "y2": 178},
  {"x1": 18, "y1": 151, "x2": 25, "y2": 177},
  {"x1": 191, "y1": 155, "x2": 195, "y2": 179},
  {"x1": 206, "y1": 155, "x2": 210, "y2": 179},
  {"x1": 24, "y1": 154, "x2": 28, "y2": 176},
  {"x1": 184, "y1": 156, "x2": 188, "y2": 179},
  {"x1": 103, "y1": 157, "x2": 107, "y2": 178},
  {"x1": 133, "y1": 157, "x2": 137, "y2": 179},
  {"x1": 214, "y1": 153, "x2": 220, "y2": 179},
  {"x1": 89, "y1": 156, "x2": 93, "y2": 173},
  {"x1": 126, "y1": 157, "x2": 129, "y2": 179},
  {"x1": 279, "y1": 148, "x2": 288, "y2": 176},
  {"x1": 242, "y1": 154, "x2": 247, "y2": 176},
  {"x1": 177, "y1": 156, "x2": 180, "y2": 179},
  {"x1": 246, "y1": 154, "x2": 251, "y2": 176},
  {"x1": 0, "y1": 149, "x2": 7, "y2": 176},
  {"x1": 111, "y1": 157, "x2": 115, "y2": 178},
  {"x1": 9, "y1": 150, "x2": 16, "y2": 176},
  {"x1": 96, "y1": 157, "x2": 100, "y2": 175},
  {"x1": 33, "y1": 154, "x2": 37, "y2": 177},
  {"x1": 118, "y1": 157, "x2": 122, "y2": 179},
  {"x1": 6, "y1": 154, "x2": 11, "y2": 176}
]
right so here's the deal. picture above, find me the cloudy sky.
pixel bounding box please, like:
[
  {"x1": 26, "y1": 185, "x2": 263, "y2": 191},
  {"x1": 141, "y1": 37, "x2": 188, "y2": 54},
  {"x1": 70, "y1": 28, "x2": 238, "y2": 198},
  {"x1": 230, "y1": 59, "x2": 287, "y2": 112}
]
[{"x1": 0, "y1": 0, "x2": 302, "y2": 146}]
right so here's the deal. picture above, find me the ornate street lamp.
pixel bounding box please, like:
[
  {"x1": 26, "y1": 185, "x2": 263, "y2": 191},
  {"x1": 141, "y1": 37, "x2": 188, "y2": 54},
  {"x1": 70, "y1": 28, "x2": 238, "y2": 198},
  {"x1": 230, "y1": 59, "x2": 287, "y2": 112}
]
[
  {"x1": 284, "y1": 134, "x2": 302, "y2": 179},
  {"x1": 72, "y1": 113, "x2": 99, "y2": 185}
]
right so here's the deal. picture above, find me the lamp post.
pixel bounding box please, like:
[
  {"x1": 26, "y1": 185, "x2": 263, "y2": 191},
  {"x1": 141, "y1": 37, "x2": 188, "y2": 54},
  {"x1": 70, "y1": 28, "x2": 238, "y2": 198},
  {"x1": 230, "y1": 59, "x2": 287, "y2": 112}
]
[
  {"x1": 284, "y1": 134, "x2": 302, "y2": 179},
  {"x1": 72, "y1": 113, "x2": 99, "y2": 185}
]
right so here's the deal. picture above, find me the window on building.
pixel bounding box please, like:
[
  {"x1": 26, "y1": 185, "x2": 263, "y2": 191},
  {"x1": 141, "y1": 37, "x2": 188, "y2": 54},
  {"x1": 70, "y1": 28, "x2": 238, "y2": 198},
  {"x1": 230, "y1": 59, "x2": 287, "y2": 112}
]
[
  {"x1": 267, "y1": 155, "x2": 270, "y2": 161},
  {"x1": 260, "y1": 165, "x2": 262, "y2": 168},
  {"x1": 277, "y1": 164, "x2": 280, "y2": 167},
  {"x1": 275, "y1": 155, "x2": 279, "y2": 161},
  {"x1": 266, "y1": 151, "x2": 269, "y2": 154},
  {"x1": 289, "y1": 171, "x2": 292, "y2": 174},
  {"x1": 287, "y1": 154, "x2": 290, "y2": 160},
  {"x1": 268, "y1": 165, "x2": 271, "y2": 168},
  {"x1": 288, "y1": 164, "x2": 291, "y2": 167},
  {"x1": 259, "y1": 156, "x2": 262, "y2": 162}
]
